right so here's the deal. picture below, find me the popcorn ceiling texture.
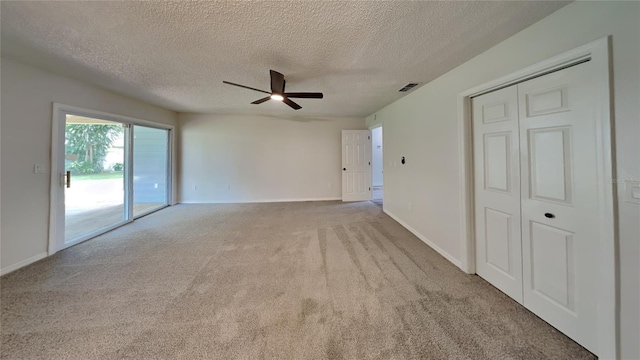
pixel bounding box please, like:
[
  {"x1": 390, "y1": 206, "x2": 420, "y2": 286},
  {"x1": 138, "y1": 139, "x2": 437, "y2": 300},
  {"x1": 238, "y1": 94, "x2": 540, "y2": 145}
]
[{"x1": 0, "y1": 1, "x2": 568, "y2": 117}]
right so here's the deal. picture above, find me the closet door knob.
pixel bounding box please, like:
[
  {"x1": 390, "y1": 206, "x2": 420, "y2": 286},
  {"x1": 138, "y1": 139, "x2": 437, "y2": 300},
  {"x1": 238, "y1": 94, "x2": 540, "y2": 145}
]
[
  {"x1": 544, "y1": 213, "x2": 555, "y2": 219},
  {"x1": 343, "y1": 168, "x2": 346, "y2": 171}
]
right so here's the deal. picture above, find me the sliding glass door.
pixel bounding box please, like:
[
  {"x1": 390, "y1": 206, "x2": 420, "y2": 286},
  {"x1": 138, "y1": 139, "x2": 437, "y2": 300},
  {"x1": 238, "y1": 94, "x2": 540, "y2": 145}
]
[
  {"x1": 132, "y1": 125, "x2": 170, "y2": 217},
  {"x1": 64, "y1": 115, "x2": 129, "y2": 244},
  {"x1": 54, "y1": 107, "x2": 171, "y2": 251}
]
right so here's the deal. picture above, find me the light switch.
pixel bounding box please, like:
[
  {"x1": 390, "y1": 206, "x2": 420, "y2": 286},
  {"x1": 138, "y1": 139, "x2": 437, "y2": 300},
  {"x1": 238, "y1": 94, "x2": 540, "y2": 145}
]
[
  {"x1": 34, "y1": 164, "x2": 44, "y2": 174},
  {"x1": 632, "y1": 186, "x2": 640, "y2": 200}
]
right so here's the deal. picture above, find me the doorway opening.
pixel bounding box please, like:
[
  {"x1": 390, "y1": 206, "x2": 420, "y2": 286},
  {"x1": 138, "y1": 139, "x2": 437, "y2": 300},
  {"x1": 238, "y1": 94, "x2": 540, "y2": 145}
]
[
  {"x1": 64, "y1": 115, "x2": 128, "y2": 242},
  {"x1": 371, "y1": 125, "x2": 383, "y2": 207}
]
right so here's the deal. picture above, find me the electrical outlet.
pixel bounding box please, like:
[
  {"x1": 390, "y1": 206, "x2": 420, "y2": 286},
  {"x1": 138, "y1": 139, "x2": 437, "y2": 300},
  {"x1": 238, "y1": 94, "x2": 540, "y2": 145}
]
[
  {"x1": 408, "y1": 202, "x2": 413, "y2": 211},
  {"x1": 193, "y1": 185, "x2": 197, "y2": 191}
]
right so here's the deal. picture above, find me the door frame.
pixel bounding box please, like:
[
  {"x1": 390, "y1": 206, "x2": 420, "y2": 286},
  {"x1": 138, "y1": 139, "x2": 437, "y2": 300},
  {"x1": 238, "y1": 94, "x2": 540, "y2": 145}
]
[
  {"x1": 368, "y1": 123, "x2": 383, "y2": 201},
  {"x1": 456, "y1": 37, "x2": 617, "y2": 358},
  {"x1": 48, "y1": 103, "x2": 176, "y2": 255}
]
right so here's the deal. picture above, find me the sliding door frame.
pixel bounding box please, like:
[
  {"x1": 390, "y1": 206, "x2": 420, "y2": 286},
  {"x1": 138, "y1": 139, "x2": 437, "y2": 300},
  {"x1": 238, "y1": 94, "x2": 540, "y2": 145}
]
[{"x1": 49, "y1": 103, "x2": 175, "y2": 255}]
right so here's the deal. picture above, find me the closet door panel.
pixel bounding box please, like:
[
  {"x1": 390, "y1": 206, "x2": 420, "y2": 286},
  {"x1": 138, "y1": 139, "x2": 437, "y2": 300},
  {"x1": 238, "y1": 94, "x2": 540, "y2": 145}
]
[
  {"x1": 472, "y1": 85, "x2": 523, "y2": 303},
  {"x1": 518, "y1": 63, "x2": 599, "y2": 354}
]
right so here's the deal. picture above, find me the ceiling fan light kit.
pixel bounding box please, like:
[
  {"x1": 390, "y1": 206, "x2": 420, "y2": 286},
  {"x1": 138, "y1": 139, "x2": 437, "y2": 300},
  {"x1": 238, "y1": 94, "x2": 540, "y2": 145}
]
[{"x1": 223, "y1": 70, "x2": 323, "y2": 110}]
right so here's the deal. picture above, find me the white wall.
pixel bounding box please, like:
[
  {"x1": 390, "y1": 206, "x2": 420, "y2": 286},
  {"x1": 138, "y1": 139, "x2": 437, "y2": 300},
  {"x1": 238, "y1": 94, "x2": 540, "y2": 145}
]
[
  {"x1": 366, "y1": 2, "x2": 639, "y2": 358},
  {"x1": 0, "y1": 58, "x2": 177, "y2": 274},
  {"x1": 371, "y1": 126, "x2": 383, "y2": 187},
  {"x1": 179, "y1": 114, "x2": 365, "y2": 203}
]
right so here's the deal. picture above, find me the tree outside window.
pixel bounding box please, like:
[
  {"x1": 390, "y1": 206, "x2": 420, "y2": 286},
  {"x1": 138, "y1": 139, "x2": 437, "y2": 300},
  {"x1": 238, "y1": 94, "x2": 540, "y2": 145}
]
[{"x1": 65, "y1": 124, "x2": 123, "y2": 175}]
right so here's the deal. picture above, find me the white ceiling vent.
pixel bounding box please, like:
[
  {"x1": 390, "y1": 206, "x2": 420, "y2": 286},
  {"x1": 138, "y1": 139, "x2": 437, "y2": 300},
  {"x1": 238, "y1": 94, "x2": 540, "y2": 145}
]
[{"x1": 399, "y1": 83, "x2": 419, "y2": 92}]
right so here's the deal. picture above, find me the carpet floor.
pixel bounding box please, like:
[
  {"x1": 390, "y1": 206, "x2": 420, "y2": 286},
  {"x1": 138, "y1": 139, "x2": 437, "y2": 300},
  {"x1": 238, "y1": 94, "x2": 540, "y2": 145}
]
[{"x1": 1, "y1": 201, "x2": 594, "y2": 359}]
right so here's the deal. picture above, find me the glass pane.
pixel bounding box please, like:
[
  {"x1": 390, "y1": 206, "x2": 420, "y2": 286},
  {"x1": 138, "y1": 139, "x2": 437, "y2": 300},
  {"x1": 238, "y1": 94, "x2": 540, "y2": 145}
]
[
  {"x1": 133, "y1": 125, "x2": 169, "y2": 217},
  {"x1": 64, "y1": 115, "x2": 126, "y2": 243}
]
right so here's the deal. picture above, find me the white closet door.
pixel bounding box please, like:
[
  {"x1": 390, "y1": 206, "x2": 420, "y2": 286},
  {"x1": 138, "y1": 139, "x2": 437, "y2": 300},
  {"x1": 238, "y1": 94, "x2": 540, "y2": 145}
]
[
  {"x1": 518, "y1": 63, "x2": 599, "y2": 353},
  {"x1": 472, "y1": 85, "x2": 523, "y2": 303}
]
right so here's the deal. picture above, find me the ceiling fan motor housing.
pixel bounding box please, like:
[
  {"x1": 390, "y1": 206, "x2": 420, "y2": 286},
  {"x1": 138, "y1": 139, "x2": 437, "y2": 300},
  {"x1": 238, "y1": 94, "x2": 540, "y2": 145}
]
[{"x1": 223, "y1": 70, "x2": 323, "y2": 110}]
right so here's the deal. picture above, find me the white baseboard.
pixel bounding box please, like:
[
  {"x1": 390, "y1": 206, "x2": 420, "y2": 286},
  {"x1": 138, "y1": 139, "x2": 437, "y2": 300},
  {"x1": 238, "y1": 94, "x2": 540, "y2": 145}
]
[
  {"x1": 180, "y1": 197, "x2": 342, "y2": 204},
  {"x1": 1, "y1": 252, "x2": 48, "y2": 276},
  {"x1": 383, "y1": 209, "x2": 463, "y2": 270}
]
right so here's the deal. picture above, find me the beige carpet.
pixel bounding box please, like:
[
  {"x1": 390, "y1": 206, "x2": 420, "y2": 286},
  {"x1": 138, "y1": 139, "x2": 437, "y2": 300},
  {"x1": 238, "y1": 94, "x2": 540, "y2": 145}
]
[{"x1": 1, "y1": 202, "x2": 594, "y2": 359}]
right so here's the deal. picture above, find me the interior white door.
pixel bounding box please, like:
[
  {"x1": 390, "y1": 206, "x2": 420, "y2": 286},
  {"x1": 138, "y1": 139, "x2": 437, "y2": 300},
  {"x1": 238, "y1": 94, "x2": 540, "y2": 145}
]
[
  {"x1": 342, "y1": 130, "x2": 371, "y2": 201},
  {"x1": 519, "y1": 63, "x2": 599, "y2": 354},
  {"x1": 472, "y1": 85, "x2": 523, "y2": 303}
]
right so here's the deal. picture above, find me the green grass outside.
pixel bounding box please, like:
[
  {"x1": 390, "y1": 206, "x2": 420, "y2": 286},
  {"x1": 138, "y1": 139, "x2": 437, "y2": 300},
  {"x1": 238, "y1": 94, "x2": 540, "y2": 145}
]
[{"x1": 72, "y1": 172, "x2": 123, "y2": 181}]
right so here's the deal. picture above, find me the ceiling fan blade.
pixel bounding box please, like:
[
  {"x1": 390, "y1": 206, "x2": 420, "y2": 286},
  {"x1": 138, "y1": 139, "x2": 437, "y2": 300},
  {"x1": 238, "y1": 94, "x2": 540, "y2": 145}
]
[
  {"x1": 251, "y1": 96, "x2": 271, "y2": 104},
  {"x1": 284, "y1": 92, "x2": 324, "y2": 99},
  {"x1": 270, "y1": 70, "x2": 285, "y2": 94},
  {"x1": 223, "y1": 81, "x2": 271, "y2": 95},
  {"x1": 282, "y1": 97, "x2": 301, "y2": 110}
]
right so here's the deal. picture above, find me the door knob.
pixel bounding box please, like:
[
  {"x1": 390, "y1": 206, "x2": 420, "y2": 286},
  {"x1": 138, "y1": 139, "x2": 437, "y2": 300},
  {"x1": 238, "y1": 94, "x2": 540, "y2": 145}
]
[
  {"x1": 544, "y1": 213, "x2": 555, "y2": 219},
  {"x1": 343, "y1": 168, "x2": 346, "y2": 171}
]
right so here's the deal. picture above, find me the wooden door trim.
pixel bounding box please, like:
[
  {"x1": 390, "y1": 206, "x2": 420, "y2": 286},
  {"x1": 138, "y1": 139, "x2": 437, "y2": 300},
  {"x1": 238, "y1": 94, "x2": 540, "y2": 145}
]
[{"x1": 457, "y1": 37, "x2": 616, "y2": 358}]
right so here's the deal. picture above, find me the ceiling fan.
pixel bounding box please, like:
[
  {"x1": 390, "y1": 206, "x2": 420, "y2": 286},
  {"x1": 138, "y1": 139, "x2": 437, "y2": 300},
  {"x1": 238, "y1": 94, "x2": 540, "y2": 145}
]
[{"x1": 223, "y1": 70, "x2": 323, "y2": 110}]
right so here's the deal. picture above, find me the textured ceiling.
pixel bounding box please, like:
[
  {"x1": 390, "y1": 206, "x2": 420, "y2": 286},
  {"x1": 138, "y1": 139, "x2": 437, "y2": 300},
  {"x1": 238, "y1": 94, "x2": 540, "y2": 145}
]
[{"x1": 1, "y1": 1, "x2": 569, "y2": 118}]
